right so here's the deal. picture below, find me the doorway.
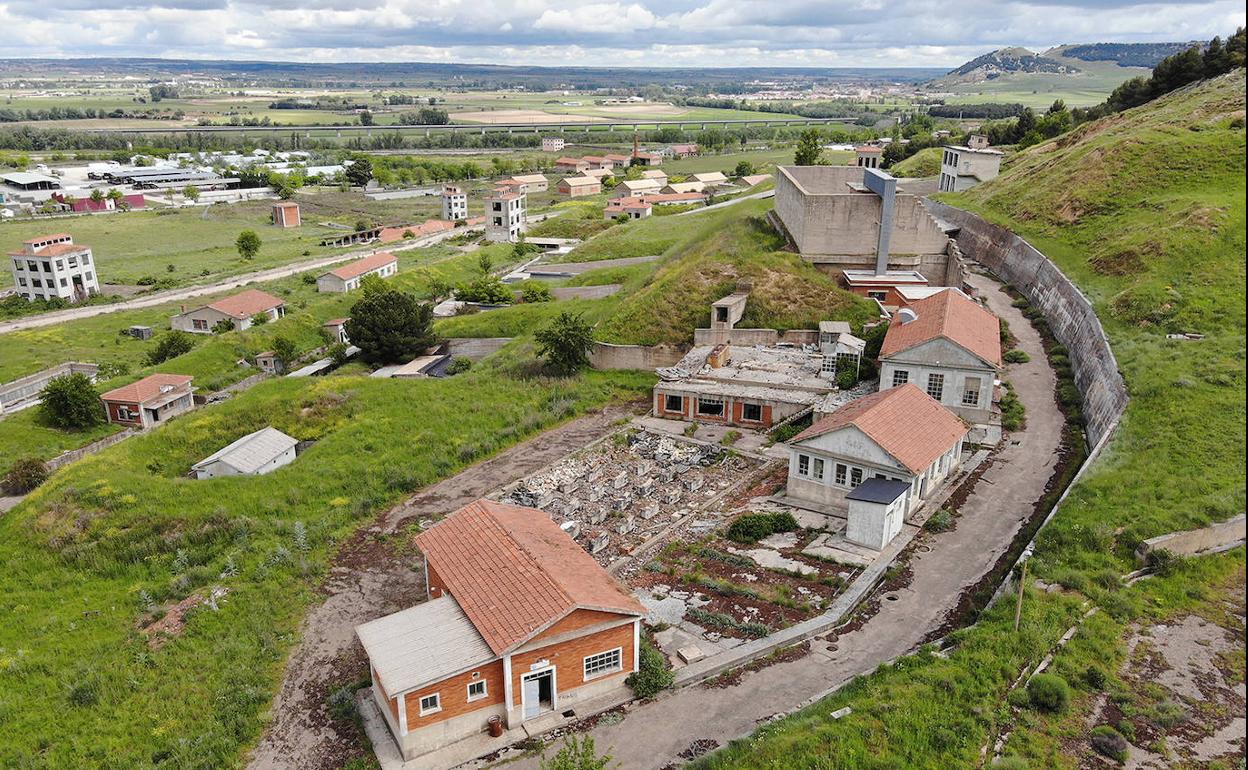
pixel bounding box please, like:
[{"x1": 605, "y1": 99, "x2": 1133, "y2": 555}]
[{"x1": 521, "y1": 668, "x2": 556, "y2": 720}]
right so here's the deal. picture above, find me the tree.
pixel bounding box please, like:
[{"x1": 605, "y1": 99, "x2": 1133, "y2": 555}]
[
  {"x1": 477, "y1": 251, "x2": 494, "y2": 274},
  {"x1": 345, "y1": 155, "x2": 374, "y2": 187},
  {"x1": 345, "y1": 289, "x2": 437, "y2": 365},
  {"x1": 794, "y1": 128, "x2": 823, "y2": 166},
  {"x1": 2, "y1": 457, "x2": 48, "y2": 495},
  {"x1": 183, "y1": 185, "x2": 200, "y2": 202},
  {"x1": 145, "y1": 331, "x2": 196, "y2": 365},
  {"x1": 733, "y1": 160, "x2": 755, "y2": 177},
  {"x1": 359, "y1": 109, "x2": 374, "y2": 126},
  {"x1": 38, "y1": 373, "x2": 103, "y2": 430},
  {"x1": 89, "y1": 188, "x2": 106, "y2": 203},
  {"x1": 534, "y1": 312, "x2": 594, "y2": 375},
  {"x1": 540, "y1": 736, "x2": 611, "y2": 770},
  {"x1": 236, "y1": 229, "x2": 262, "y2": 260},
  {"x1": 271, "y1": 336, "x2": 298, "y2": 368}
]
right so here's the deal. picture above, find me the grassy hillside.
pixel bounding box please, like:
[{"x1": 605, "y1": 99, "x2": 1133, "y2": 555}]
[
  {"x1": 889, "y1": 146, "x2": 943, "y2": 177},
  {"x1": 696, "y1": 71, "x2": 1246, "y2": 768},
  {"x1": 593, "y1": 199, "x2": 878, "y2": 345}
]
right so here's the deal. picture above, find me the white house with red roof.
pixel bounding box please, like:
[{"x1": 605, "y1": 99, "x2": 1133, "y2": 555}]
[
  {"x1": 785, "y1": 383, "x2": 967, "y2": 532},
  {"x1": 170, "y1": 289, "x2": 286, "y2": 334},
  {"x1": 878, "y1": 289, "x2": 1002, "y2": 424},
  {"x1": 99, "y1": 373, "x2": 195, "y2": 428},
  {"x1": 316, "y1": 252, "x2": 398, "y2": 293},
  {"x1": 356, "y1": 499, "x2": 645, "y2": 760}
]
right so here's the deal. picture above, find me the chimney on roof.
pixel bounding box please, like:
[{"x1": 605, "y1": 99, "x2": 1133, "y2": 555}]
[{"x1": 896, "y1": 307, "x2": 917, "y2": 325}]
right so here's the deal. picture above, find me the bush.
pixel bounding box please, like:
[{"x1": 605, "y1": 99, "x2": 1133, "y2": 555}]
[
  {"x1": 726, "y1": 511, "x2": 798, "y2": 543},
  {"x1": 625, "y1": 637, "x2": 673, "y2": 698},
  {"x1": 455, "y1": 274, "x2": 512, "y2": 304},
  {"x1": 520, "y1": 281, "x2": 554, "y2": 303},
  {"x1": 924, "y1": 508, "x2": 954, "y2": 532},
  {"x1": 145, "y1": 331, "x2": 196, "y2": 365},
  {"x1": 534, "y1": 312, "x2": 594, "y2": 376},
  {"x1": 1003, "y1": 349, "x2": 1031, "y2": 364},
  {"x1": 445, "y1": 356, "x2": 473, "y2": 375},
  {"x1": 992, "y1": 758, "x2": 1030, "y2": 770},
  {"x1": 2, "y1": 457, "x2": 49, "y2": 495},
  {"x1": 1006, "y1": 687, "x2": 1032, "y2": 709},
  {"x1": 1082, "y1": 665, "x2": 1108, "y2": 690},
  {"x1": 836, "y1": 368, "x2": 857, "y2": 389},
  {"x1": 540, "y1": 735, "x2": 612, "y2": 770},
  {"x1": 1026, "y1": 673, "x2": 1070, "y2": 713},
  {"x1": 1090, "y1": 725, "x2": 1129, "y2": 762},
  {"x1": 326, "y1": 686, "x2": 357, "y2": 723},
  {"x1": 345, "y1": 289, "x2": 437, "y2": 365},
  {"x1": 38, "y1": 372, "x2": 103, "y2": 429}
]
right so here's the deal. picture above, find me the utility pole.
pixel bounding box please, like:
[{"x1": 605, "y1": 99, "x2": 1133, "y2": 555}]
[{"x1": 1014, "y1": 545, "x2": 1034, "y2": 632}]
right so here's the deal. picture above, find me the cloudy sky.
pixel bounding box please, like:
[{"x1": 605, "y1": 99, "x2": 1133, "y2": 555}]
[{"x1": 0, "y1": 0, "x2": 1243, "y2": 66}]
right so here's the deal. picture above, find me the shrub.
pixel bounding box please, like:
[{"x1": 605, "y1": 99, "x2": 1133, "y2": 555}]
[
  {"x1": 992, "y1": 758, "x2": 1030, "y2": 770},
  {"x1": 726, "y1": 511, "x2": 797, "y2": 543},
  {"x1": 1148, "y1": 699, "x2": 1187, "y2": 728},
  {"x1": 235, "y1": 229, "x2": 262, "y2": 260},
  {"x1": 1000, "y1": 384, "x2": 1026, "y2": 431},
  {"x1": 541, "y1": 735, "x2": 612, "y2": 770},
  {"x1": 1090, "y1": 725, "x2": 1129, "y2": 762},
  {"x1": 1146, "y1": 548, "x2": 1183, "y2": 577},
  {"x1": 455, "y1": 274, "x2": 512, "y2": 304},
  {"x1": 534, "y1": 312, "x2": 594, "y2": 376},
  {"x1": 145, "y1": 331, "x2": 196, "y2": 365},
  {"x1": 445, "y1": 356, "x2": 473, "y2": 375},
  {"x1": 1003, "y1": 349, "x2": 1031, "y2": 364},
  {"x1": 249, "y1": 311, "x2": 270, "y2": 327},
  {"x1": 38, "y1": 372, "x2": 103, "y2": 429},
  {"x1": 2, "y1": 457, "x2": 49, "y2": 495},
  {"x1": 326, "y1": 686, "x2": 358, "y2": 722},
  {"x1": 836, "y1": 368, "x2": 858, "y2": 389},
  {"x1": 1082, "y1": 665, "x2": 1108, "y2": 690},
  {"x1": 924, "y1": 509, "x2": 954, "y2": 532},
  {"x1": 520, "y1": 281, "x2": 553, "y2": 303},
  {"x1": 1006, "y1": 687, "x2": 1032, "y2": 709},
  {"x1": 1026, "y1": 673, "x2": 1070, "y2": 713},
  {"x1": 625, "y1": 637, "x2": 673, "y2": 698},
  {"x1": 68, "y1": 681, "x2": 99, "y2": 707}
]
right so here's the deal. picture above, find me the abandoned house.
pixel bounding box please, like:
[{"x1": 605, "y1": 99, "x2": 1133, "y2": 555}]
[
  {"x1": 938, "y1": 144, "x2": 1004, "y2": 192},
  {"x1": 878, "y1": 289, "x2": 1002, "y2": 424},
  {"x1": 612, "y1": 178, "x2": 663, "y2": 198},
  {"x1": 191, "y1": 426, "x2": 298, "y2": 479},
  {"x1": 356, "y1": 499, "x2": 645, "y2": 761},
  {"x1": 785, "y1": 383, "x2": 967, "y2": 530},
  {"x1": 317, "y1": 252, "x2": 399, "y2": 293},
  {"x1": 170, "y1": 289, "x2": 286, "y2": 334},
  {"x1": 485, "y1": 189, "x2": 527, "y2": 243},
  {"x1": 99, "y1": 373, "x2": 195, "y2": 428},
  {"x1": 819, "y1": 321, "x2": 866, "y2": 380},
  {"x1": 323, "y1": 318, "x2": 350, "y2": 345}
]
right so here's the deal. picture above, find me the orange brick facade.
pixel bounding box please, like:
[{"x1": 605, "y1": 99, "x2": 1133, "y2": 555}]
[
  {"x1": 530, "y1": 609, "x2": 627, "y2": 644},
  {"x1": 374, "y1": 666, "x2": 400, "y2": 723},
  {"x1": 402, "y1": 660, "x2": 506, "y2": 728},
  {"x1": 103, "y1": 400, "x2": 142, "y2": 427},
  {"x1": 653, "y1": 390, "x2": 775, "y2": 428},
  {"x1": 426, "y1": 562, "x2": 448, "y2": 599},
  {"x1": 510, "y1": 622, "x2": 634, "y2": 699}
]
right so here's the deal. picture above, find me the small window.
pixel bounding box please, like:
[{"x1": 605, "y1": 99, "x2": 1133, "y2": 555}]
[
  {"x1": 892, "y1": 370, "x2": 909, "y2": 387},
  {"x1": 926, "y1": 373, "x2": 945, "y2": 401},
  {"x1": 835, "y1": 463, "x2": 847, "y2": 486},
  {"x1": 584, "y1": 649, "x2": 622, "y2": 679},
  {"x1": 664, "y1": 394, "x2": 683, "y2": 413},
  {"x1": 812, "y1": 458, "x2": 825, "y2": 480},
  {"x1": 741, "y1": 402, "x2": 762, "y2": 422},
  {"x1": 466, "y1": 680, "x2": 487, "y2": 702},
  {"x1": 797, "y1": 454, "x2": 810, "y2": 477},
  {"x1": 850, "y1": 467, "x2": 863, "y2": 487},
  {"x1": 419, "y1": 693, "x2": 441, "y2": 716},
  {"x1": 962, "y1": 378, "x2": 981, "y2": 406},
  {"x1": 867, "y1": 291, "x2": 887, "y2": 302},
  {"x1": 695, "y1": 397, "x2": 724, "y2": 417}
]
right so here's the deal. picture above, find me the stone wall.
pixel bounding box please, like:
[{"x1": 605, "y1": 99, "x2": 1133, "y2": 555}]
[
  {"x1": 46, "y1": 428, "x2": 136, "y2": 471},
  {"x1": 1136, "y1": 515, "x2": 1246, "y2": 562},
  {"x1": 925, "y1": 201, "x2": 1127, "y2": 446},
  {"x1": 0, "y1": 362, "x2": 99, "y2": 413},
  {"x1": 589, "y1": 341, "x2": 685, "y2": 370},
  {"x1": 692, "y1": 328, "x2": 820, "y2": 347}
]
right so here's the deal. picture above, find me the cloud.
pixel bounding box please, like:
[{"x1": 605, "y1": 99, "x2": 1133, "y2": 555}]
[{"x1": 0, "y1": 0, "x2": 1241, "y2": 65}]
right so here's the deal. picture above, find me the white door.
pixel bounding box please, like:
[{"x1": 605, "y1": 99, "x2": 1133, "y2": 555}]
[{"x1": 523, "y1": 676, "x2": 541, "y2": 719}]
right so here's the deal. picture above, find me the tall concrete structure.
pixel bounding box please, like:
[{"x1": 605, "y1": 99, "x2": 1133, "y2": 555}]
[
  {"x1": 485, "y1": 189, "x2": 526, "y2": 243},
  {"x1": 8, "y1": 233, "x2": 99, "y2": 302},
  {"x1": 441, "y1": 185, "x2": 468, "y2": 221}
]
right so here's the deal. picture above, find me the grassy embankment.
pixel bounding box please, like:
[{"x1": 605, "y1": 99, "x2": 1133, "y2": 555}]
[
  {"x1": 694, "y1": 72, "x2": 1246, "y2": 769},
  {"x1": 889, "y1": 146, "x2": 943, "y2": 178},
  {"x1": 0, "y1": 351, "x2": 652, "y2": 769}
]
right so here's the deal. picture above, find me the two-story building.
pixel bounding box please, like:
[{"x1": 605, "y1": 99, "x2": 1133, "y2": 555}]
[
  {"x1": 8, "y1": 233, "x2": 99, "y2": 303},
  {"x1": 356, "y1": 499, "x2": 645, "y2": 761},
  {"x1": 99, "y1": 373, "x2": 195, "y2": 429},
  {"x1": 877, "y1": 289, "x2": 1002, "y2": 424},
  {"x1": 938, "y1": 144, "x2": 1004, "y2": 192},
  {"x1": 485, "y1": 190, "x2": 527, "y2": 243},
  {"x1": 171, "y1": 289, "x2": 286, "y2": 334}
]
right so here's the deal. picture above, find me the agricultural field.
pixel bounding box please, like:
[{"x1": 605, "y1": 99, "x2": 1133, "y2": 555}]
[{"x1": 937, "y1": 56, "x2": 1152, "y2": 108}]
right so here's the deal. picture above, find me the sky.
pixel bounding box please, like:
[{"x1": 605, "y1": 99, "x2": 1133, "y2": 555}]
[{"x1": 0, "y1": 0, "x2": 1243, "y2": 67}]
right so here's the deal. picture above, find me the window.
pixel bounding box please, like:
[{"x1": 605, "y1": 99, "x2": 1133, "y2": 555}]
[
  {"x1": 867, "y1": 291, "x2": 887, "y2": 302},
  {"x1": 466, "y1": 680, "x2": 488, "y2": 702},
  {"x1": 584, "y1": 648, "x2": 622, "y2": 679},
  {"x1": 664, "y1": 394, "x2": 683, "y2": 413},
  {"x1": 741, "y1": 402, "x2": 762, "y2": 422},
  {"x1": 419, "y1": 693, "x2": 442, "y2": 716},
  {"x1": 821, "y1": 356, "x2": 836, "y2": 374},
  {"x1": 60, "y1": 277, "x2": 68, "y2": 287},
  {"x1": 962, "y1": 377, "x2": 981, "y2": 406},
  {"x1": 850, "y1": 467, "x2": 863, "y2": 487},
  {"x1": 926, "y1": 373, "x2": 945, "y2": 401},
  {"x1": 117, "y1": 406, "x2": 136, "y2": 421},
  {"x1": 695, "y1": 397, "x2": 724, "y2": 417},
  {"x1": 835, "y1": 463, "x2": 847, "y2": 486},
  {"x1": 797, "y1": 454, "x2": 810, "y2": 477},
  {"x1": 193, "y1": 319, "x2": 208, "y2": 331},
  {"x1": 812, "y1": 458, "x2": 825, "y2": 480},
  {"x1": 892, "y1": 370, "x2": 909, "y2": 387},
  {"x1": 81, "y1": 254, "x2": 90, "y2": 264},
  {"x1": 55, "y1": 260, "x2": 64, "y2": 271}
]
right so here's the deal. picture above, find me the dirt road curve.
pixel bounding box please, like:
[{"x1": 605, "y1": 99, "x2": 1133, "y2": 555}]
[
  {"x1": 245, "y1": 405, "x2": 636, "y2": 770},
  {"x1": 500, "y1": 270, "x2": 1067, "y2": 770}
]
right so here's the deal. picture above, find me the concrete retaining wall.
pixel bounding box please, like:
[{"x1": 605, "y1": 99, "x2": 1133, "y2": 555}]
[
  {"x1": 925, "y1": 201, "x2": 1128, "y2": 446},
  {"x1": 589, "y1": 341, "x2": 686, "y2": 370},
  {"x1": 691, "y1": 328, "x2": 820, "y2": 347},
  {"x1": 1136, "y1": 515, "x2": 1246, "y2": 561},
  {"x1": 46, "y1": 428, "x2": 135, "y2": 471},
  {"x1": 0, "y1": 362, "x2": 99, "y2": 414}
]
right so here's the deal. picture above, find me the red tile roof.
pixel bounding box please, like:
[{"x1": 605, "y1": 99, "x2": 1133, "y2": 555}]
[
  {"x1": 414, "y1": 499, "x2": 645, "y2": 655},
  {"x1": 857, "y1": 146, "x2": 884, "y2": 153},
  {"x1": 206, "y1": 289, "x2": 285, "y2": 319},
  {"x1": 326, "y1": 251, "x2": 397, "y2": 280},
  {"x1": 377, "y1": 219, "x2": 454, "y2": 243},
  {"x1": 791, "y1": 384, "x2": 966, "y2": 473},
  {"x1": 23, "y1": 233, "x2": 71, "y2": 245},
  {"x1": 555, "y1": 157, "x2": 586, "y2": 166},
  {"x1": 881, "y1": 290, "x2": 1002, "y2": 367},
  {"x1": 100, "y1": 373, "x2": 193, "y2": 404}
]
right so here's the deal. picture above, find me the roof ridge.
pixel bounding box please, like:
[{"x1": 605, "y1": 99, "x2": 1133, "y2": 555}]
[{"x1": 479, "y1": 501, "x2": 576, "y2": 609}]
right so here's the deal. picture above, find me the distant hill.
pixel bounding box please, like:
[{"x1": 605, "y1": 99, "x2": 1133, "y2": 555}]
[
  {"x1": 929, "y1": 42, "x2": 1195, "y2": 92},
  {"x1": 934, "y1": 47, "x2": 1079, "y2": 86},
  {"x1": 1050, "y1": 42, "x2": 1200, "y2": 68}
]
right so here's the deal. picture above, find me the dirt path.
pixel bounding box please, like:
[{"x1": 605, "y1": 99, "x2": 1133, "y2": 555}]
[
  {"x1": 245, "y1": 405, "x2": 637, "y2": 770},
  {"x1": 500, "y1": 272, "x2": 1067, "y2": 770}
]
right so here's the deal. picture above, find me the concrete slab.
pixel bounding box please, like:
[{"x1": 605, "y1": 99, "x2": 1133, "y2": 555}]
[
  {"x1": 728, "y1": 545, "x2": 818, "y2": 576},
  {"x1": 801, "y1": 532, "x2": 890, "y2": 567}
]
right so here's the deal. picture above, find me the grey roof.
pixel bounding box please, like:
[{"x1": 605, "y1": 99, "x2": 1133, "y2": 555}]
[
  {"x1": 2, "y1": 172, "x2": 60, "y2": 185},
  {"x1": 356, "y1": 596, "x2": 496, "y2": 696},
  {"x1": 819, "y1": 321, "x2": 852, "y2": 335},
  {"x1": 846, "y1": 478, "x2": 910, "y2": 505},
  {"x1": 192, "y1": 426, "x2": 297, "y2": 474}
]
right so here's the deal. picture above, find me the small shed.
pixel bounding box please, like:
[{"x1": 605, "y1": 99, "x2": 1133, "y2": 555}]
[
  {"x1": 191, "y1": 426, "x2": 298, "y2": 480},
  {"x1": 845, "y1": 478, "x2": 910, "y2": 549}
]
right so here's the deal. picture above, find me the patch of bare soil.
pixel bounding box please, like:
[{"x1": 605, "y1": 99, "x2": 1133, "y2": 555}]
[{"x1": 140, "y1": 593, "x2": 202, "y2": 649}]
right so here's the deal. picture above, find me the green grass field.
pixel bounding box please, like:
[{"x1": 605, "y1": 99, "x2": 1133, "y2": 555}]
[
  {"x1": 937, "y1": 56, "x2": 1152, "y2": 108},
  {"x1": 692, "y1": 71, "x2": 1246, "y2": 769}
]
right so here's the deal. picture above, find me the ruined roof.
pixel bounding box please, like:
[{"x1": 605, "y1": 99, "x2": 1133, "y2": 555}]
[
  {"x1": 880, "y1": 289, "x2": 1002, "y2": 367},
  {"x1": 206, "y1": 289, "x2": 284, "y2": 319},
  {"x1": 791, "y1": 383, "x2": 966, "y2": 474},
  {"x1": 414, "y1": 499, "x2": 645, "y2": 655},
  {"x1": 324, "y1": 251, "x2": 397, "y2": 281},
  {"x1": 191, "y1": 426, "x2": 297, "y2": 475},
  {"x1": 99, "y1": 373, "x2": 193, "y2": 404},
  {"x1": 356, "y1": 596, "x2": 496, "y2": 697}
]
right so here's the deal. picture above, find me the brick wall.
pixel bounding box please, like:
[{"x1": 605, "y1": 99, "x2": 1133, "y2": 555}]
[
  {"x1": 402, "y1": 660, "x2": 506, "y2": 729},
  {"x1": 510, "y1": 623, "x2": 634, "y2": 699}
]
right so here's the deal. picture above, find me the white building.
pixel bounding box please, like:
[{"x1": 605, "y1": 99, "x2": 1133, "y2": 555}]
[
  {"x1": 317, "y1": 252, "x2": 399, "y2": 293},
  {"x1": 541, "y1": 137, "x2": 565, "y2": 153},
  {"x1": 878, "y1": 289, "x2": 1002, "y2": 424},
  {"x1": 8, "y1": 233, "x2": 99, "y2": 302},
  {"x1": 938, "y1": 145, "x2": 1004, "y2": 192},
  {"x1": 441, "y1": 185, "x2": 468, "y2": 221},
  {"x1": 785, "y1": 383, "x2": 967, "y2": 525},
  {"x1": 191, "y1": 426, "x2": 299, "y2": 479},
  {"x1": 171, "y1": 289, "x2": 286, "y2": 334},
  {"x1": 485, "y1": 189, "x2": 526, "y2": 243}
]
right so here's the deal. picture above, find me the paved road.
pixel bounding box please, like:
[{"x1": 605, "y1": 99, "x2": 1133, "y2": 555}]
[
  {"x1": 0, "y1": 227, "x2": 476, "y2": 336},
  {"x1": 499, "y1": 271, "x2": 1065, "y2": 770},
  {"x1": 676, "y1": 188, "x2": 774, "y2": 216}
]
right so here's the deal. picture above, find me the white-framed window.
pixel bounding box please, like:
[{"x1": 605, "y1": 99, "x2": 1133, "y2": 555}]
[
  {"x1": 926, "y1": 373, "x2": 945, "y2": 401},
  {"x1": 584, "y1": 648, "x2": 622, "y2": 680},
  {"x1": 797, "y1": 454, "x2": 810, "y2": 477},
  {"x1": 419, "y1": 693, "x2": 442, "y2": 716},
  {"x1": 117, "y1": 406, "x2": 136, "y2": 421},
  {"x1": 835, "y1": 463, "x2": 848, "y2": 486},
  {"x1": 962, "y1": 377, "x2": 981, "y2": 406},
  {"x1": 466, "y1": 680, "x2": 488, "y2": 702},
  {"x1": 892, "y1": 370, "x2": 909, "y2": 387}
]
